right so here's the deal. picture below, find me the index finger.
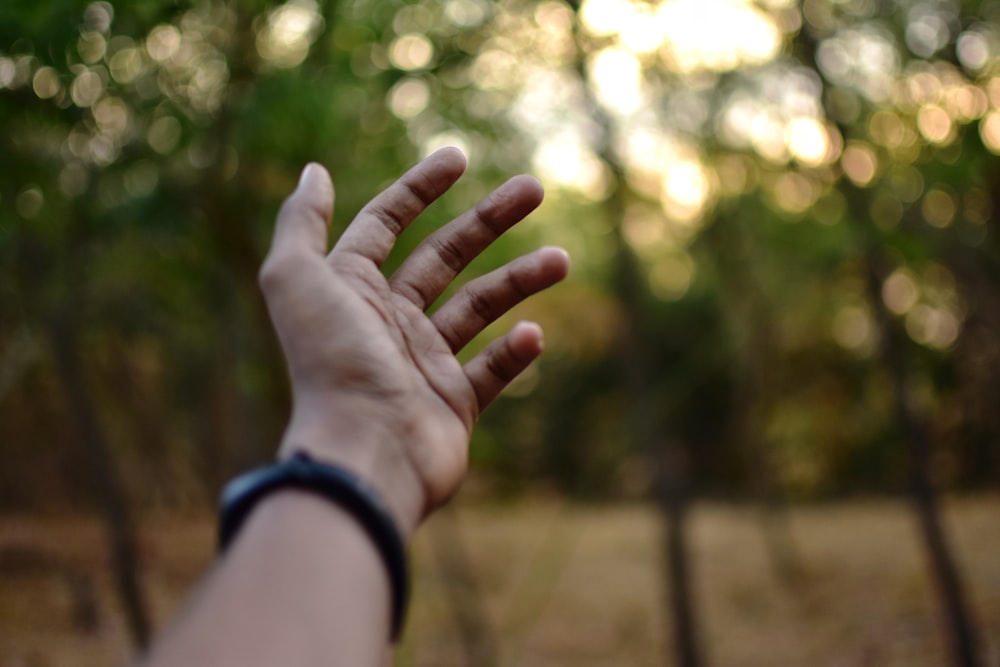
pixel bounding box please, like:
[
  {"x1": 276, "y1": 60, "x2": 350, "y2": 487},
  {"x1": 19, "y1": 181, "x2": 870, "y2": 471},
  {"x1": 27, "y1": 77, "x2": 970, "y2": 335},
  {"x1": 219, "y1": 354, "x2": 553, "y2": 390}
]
[{"x1": 332, "y1": 147, "x2": 467, "y2": 267}]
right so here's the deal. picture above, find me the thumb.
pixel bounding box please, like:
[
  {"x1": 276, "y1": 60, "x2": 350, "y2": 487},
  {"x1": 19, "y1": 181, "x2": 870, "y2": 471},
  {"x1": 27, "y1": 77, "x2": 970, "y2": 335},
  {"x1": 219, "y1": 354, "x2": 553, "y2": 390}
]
[{"x1": 271, "y1": 162, "x2": 335, "y2": 257}]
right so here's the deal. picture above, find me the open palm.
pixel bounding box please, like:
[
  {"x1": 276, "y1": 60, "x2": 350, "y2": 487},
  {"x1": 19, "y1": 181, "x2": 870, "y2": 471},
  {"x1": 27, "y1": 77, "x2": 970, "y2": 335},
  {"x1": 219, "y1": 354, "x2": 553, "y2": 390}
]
[{"x1": 258, "y1": 148, "x2": 569, "y2": 535}]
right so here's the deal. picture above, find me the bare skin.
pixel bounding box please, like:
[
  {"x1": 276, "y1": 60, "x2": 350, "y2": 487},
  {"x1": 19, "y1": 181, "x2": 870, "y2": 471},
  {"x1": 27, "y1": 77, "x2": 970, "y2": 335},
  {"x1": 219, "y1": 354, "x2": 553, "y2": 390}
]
[{"x1": 140, "y1": 148, "x2": 570, "y2": 667}]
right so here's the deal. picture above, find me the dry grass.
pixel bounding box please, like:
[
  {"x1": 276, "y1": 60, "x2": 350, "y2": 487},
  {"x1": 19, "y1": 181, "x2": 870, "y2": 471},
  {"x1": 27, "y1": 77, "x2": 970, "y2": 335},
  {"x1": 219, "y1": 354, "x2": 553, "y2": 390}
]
[{"x1": 1, "y1": 497, "x2": 997, "y2": 666}]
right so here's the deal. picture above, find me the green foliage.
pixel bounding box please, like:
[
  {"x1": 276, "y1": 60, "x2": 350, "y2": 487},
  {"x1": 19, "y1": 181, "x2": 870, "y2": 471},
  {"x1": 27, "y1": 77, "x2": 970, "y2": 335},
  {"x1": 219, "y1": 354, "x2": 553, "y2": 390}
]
[{"x1": 1, "y1": 0, "x2": 998, "y2": 509}]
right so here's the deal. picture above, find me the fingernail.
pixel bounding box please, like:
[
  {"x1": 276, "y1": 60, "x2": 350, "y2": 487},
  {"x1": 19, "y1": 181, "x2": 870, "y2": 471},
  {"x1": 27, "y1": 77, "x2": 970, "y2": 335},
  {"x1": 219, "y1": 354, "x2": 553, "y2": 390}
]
[
  {"x1": 514, "y1": 320, "x2": 544, "y2": 352},
  {"x1": 540, "y1": 246, "x2": 571, "y2": 273},
  {"x1": 297, "y1": 163, "x2": 318, "y2": 191},
  {"x1": 296, "y1": 163, "x2": 334, "y2": 203}
]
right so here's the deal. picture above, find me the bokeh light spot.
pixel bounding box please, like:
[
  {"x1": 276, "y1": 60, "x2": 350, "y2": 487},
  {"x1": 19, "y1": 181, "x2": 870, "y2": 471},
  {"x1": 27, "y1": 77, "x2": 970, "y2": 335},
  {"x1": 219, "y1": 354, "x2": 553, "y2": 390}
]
[
  {"x1": 658, "y1": 0, "x2": 782, "y2": 73},
  {"x1": 471, "y1": 49, "x2": 519, "y2": 91},
  {"x1": 589, "y1": 47, "x2": 643, "y2": 115},
  {"x1": 423, "y1": 132, "x2": 471, "y2": 159},
  {"x1": 148, "y1": 116, "x2": 182, "y2": 154},
  {"x1": 817, "y1": 27, "x2": 899, "y2": 103},
  {"x1": 832, "y1": 306, "x2": 873, "y2": 351},
  {"x1": 786, "y1": 117, "x2": 832, "y2": 166},
  {"x1": 751, "y1": 111, "x2": 789, "y2": 164},
  {"x1": 16, "y1": 187, "x2": 44, "y2": 219},
  {"x1": 32, "y1": 67, "x2": 62, "y2": 99},
  {"x1": 887, "y1": 165, "x2": 924, "y2": 203},
  {"x1": 256, "y1": 0, "x2": 324, "y2": 69},
  {"x1": 88, "y1": 133, "x2": 119, "y2": 166},
  {"x1": 980, "y1": 111, "x2": 1000, "y2": 155},
  {"x1": 987, "y1": 77, "x2": 1000, "y2": 108},
  {"x1": 905, "y1": 13, "x2": 949, "y2": 58},
  {"x1": 649, "y1": 253, "x2": 694, "y2": 301},
  {"x1": 869, "y1": 111, "x2": 907, "y2": 148},
  {"x1": 146, "y1": 25, "x2": 181, "y2": 62},
  {"x1": 882, "y1": 268, "x2": 919, "y2": 315},
  {"x1": 389, "y1": 34, "x2": 435, "y2": 71},
  {"x1": 922, "y1": 188, "x2": 957, "y2": 228},
  {"x1": 84, "y1": 2, "x2": 114, "y2": 34},
  {"x1": 393, "y1": 4, "x2": 434, "y2": 34},
  {"x1": 70, "y1": 69, "x2": 104, "y2": 108},
  {"x1": 841, "y1": 142, "x2": 877, "y2": 186},
  {"x1": 445, "y1": 0, "x2": 489, "y2": 28},
  {"x1": 388, "y1": 77, "x2": 430, "y2": 119},
  {"x1": 946, "y1": 85, "x2": 988, "y2": 123},
  {"x1": 579, "y1": 0, "x2": 631, "y2": 38},
  {"x1": 963, "y1": 188, "x2": 992, "y2": 225},
  {"x1": 93, "y1": 96, "x2": 129, "y2": 137},
  {"x1": 715, "y1": 154, "x2": 753, "y2": 196},
  {"x1": 906, "y1": 305, "x2": 959, "y2": 349},
  {"x1": 0, "y1": 57, "x2": 16, "y2": 89},
  {"x1": 660, "y1": 159, "x2": 711, "y2": 224},
  {"x1": 956, "y1": 30, "x2": 990, "y2": 70},
  {"x1": 534, "y1": 140, "x2": 611, "y2": 201},
  {"x1": 78, "y1": 31, "x2": 107, "y2": 64},
  {"x1": 772, "y1": 172, "x2": 818, "y2": 214},
  {"x1": 917, "y1": 104, "x2": 953, "y2": 144},
  {"x1": 619, "y1": 4, "x2": 663, "y2": 54},
  {"x1": 109, "y1": 48, "x2": 144, "y2": 84}
]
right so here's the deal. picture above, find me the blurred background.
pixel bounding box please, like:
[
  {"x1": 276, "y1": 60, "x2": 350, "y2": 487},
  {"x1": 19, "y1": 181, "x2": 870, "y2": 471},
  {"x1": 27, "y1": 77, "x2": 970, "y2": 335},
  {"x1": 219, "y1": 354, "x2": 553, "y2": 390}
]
[{"x1": 1, "y1": 0, "x2": 998, "y2": 665}]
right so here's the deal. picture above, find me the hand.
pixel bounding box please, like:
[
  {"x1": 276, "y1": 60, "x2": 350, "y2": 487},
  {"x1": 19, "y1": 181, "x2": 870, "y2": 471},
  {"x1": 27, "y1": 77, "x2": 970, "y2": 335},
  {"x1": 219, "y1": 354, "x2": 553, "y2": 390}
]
[{"x1": 258, "y1": 148, "x2": 570, "y2": 537}]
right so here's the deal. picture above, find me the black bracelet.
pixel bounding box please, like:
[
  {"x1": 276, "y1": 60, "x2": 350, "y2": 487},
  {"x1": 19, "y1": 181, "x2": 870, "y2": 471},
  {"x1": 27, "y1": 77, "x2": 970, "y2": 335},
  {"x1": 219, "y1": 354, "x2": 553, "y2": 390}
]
[{"x1": 217, "y1": 452, "x2": 409, "y2": 642}]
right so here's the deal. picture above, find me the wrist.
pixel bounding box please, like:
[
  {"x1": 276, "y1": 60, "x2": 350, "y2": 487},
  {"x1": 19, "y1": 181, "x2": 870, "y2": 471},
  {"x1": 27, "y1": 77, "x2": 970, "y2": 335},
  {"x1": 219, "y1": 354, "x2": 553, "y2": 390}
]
[
  {"x1": 277, "y1": 398, "x2": 428, "y2": 539},
  {"x1": 217, "y1": 455, "x2": 409, "y2": 641}
]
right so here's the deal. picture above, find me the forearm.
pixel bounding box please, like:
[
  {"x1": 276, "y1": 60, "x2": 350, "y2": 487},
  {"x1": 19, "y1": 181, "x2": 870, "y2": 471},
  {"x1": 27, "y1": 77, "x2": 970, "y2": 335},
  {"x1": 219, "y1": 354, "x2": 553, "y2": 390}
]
[
  {"x1": 141, "y1": 490, "x2": 392, "y2": 667},
  {"x1": 138, "y1": 151, "x2": 568, "y2": 667}
]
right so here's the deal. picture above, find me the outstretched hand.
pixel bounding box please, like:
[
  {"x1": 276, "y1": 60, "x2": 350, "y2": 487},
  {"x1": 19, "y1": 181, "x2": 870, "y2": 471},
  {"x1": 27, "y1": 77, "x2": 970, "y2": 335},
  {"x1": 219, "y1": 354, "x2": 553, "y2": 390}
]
[{"x1": 259, "y1": 148, "x2": 569, "y2": 537}]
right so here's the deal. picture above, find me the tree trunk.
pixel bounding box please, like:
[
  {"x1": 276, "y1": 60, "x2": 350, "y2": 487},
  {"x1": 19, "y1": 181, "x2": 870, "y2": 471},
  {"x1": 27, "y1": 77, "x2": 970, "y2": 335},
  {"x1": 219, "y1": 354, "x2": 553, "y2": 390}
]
[
  {"x1": 657, "y1": 443, "x2": 701, "y2": 667},
  {"x1": 562, "y1": 4, "x2": 704, "y2": 659},
  {"x1": 863, "y1": 254, "x2": 980, "y2": 667},
  {"x1": 610, "y1": 196, "x2": 703, "y2": 667},
  {"x1": 48, "y1": 317, "x2": 151, "y2": 649},
  {"x1": 703, "y1": 212, "x2": 803, "y2": 588}
]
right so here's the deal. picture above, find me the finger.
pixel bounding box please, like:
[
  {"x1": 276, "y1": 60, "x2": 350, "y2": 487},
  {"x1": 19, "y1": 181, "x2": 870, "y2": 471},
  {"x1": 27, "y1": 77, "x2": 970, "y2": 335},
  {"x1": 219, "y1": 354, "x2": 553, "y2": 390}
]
[
  {"x1": 464, "y1": 321, "x2": 544, "y2": 413},
  {"x1": 431, "y1": 246, "x2": 570, "y2": 352},
  {"x1": 333, "y1": 147, "x2": 467, "y2": 266},
  {"x1": 259, "y1": 163, "x2": 335, "y2": 299},
  {"x1": 269, "y1": 163, "x2": 335, "y2": 259},
  {"x1": 389, "y1": 175, "x2": 545, "y2": 309}
]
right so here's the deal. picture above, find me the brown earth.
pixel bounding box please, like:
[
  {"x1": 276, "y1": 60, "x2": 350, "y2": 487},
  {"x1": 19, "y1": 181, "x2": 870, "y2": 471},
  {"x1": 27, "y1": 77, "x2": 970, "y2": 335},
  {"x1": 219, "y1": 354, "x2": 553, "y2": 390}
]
[{"x1": 1, "y1": 496, "x2": 997, "y2": 666}]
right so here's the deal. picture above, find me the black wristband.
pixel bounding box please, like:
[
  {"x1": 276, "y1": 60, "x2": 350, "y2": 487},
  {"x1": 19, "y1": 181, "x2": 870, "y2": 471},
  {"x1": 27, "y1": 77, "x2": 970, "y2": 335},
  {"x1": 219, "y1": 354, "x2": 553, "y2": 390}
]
[{"x1": 217, "y1": 452, "x2": 409, "y2": 642}]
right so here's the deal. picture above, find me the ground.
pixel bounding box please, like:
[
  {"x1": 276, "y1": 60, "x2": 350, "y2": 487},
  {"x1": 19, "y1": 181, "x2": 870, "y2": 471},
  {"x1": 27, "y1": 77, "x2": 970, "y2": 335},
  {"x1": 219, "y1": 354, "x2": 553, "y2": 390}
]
[{"x1": 1, "y1": 496, "x2": 997, "y2": 666}]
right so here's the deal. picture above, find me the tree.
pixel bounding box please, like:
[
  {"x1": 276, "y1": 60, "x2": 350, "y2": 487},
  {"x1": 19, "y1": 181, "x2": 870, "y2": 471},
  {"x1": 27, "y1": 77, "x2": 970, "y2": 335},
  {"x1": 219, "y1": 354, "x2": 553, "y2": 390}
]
[{"x1": 2, "y1": 0, "x2": 998, "y2": 663}]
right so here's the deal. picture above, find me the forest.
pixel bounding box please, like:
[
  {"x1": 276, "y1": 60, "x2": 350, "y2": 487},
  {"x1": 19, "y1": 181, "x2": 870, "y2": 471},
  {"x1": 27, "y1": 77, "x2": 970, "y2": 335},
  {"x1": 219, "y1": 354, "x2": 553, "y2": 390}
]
[{"x1": 1, "y1": 0, "x2": 998, "y2": 665}]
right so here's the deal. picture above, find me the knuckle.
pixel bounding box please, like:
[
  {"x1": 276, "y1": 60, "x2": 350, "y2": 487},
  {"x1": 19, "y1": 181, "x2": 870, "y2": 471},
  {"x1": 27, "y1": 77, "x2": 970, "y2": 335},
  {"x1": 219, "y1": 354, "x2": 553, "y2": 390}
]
[
  {"x1": 465, "y1": 287, "x2": 495, "y2": 324},
  {"x1": 485, "y1": 345, "x2": 516, "y2": 383},
  {"x1": 257, "y1": 254, "x2": 291, "y2": 294},
  {"x1": 506, "y1": 267, "x2": 531, "y2": 300},
  {"x1": 403, "y1": 174, "x2": 436, "y2": 207},
  {"x1": 473, "y1": 197, "x2": 505, "y2": 235},
  {"x1": 366, "y1": 202, "x2": 406, "y2": 237},
  {"x1": 429, "y1": 235, "x2": 466, "y2": 274}
]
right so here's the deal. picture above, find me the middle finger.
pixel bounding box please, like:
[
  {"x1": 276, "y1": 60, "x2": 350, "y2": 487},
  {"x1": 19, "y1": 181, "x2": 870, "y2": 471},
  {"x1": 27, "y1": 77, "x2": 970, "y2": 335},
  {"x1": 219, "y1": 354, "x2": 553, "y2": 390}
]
[{"x1": 388, "y1": 175, "x2": 544, "y2": 310}]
